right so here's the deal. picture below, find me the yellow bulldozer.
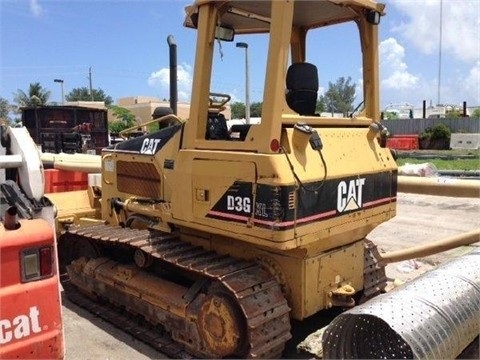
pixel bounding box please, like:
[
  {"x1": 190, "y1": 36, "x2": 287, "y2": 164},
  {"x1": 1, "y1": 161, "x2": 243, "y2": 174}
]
[{"x1": 43, "y1": 1, "x2": 478, "y2": 358}]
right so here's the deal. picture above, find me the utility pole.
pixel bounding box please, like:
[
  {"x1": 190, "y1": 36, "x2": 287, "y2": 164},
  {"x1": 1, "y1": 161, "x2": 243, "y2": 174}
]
[
  {"x1": 236, "y1": 42, "x2": 250, "y2": 123},
  {"x1": 437, "y1": 0, "x2": 443, "y2": 106},
  {"x1": 89, "y1": 66, "x2": 94, "y2": 101},
  {"x1": 54, "y1": 79, "x2": 64, "y2": 105}
]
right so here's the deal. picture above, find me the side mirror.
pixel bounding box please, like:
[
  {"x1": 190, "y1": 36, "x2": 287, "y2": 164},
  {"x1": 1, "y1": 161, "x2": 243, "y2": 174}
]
[{"x1": 366, "y1": 10, "x2": 381, "y2": 25}]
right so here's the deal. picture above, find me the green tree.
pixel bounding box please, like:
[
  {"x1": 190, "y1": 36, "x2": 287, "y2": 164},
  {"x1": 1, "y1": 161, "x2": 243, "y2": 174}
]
[
  {"x1": 384, "y1": 111, "x2": 399, "y2": 120},
  {"x1": 231, "y1": 101, "x2": 246, "y2": 119},
  {"x1": 250, "y1": 102, "x2": 262, "y2": 117},
  {"x1": 472, "y1": 108, "x2": 480, "y2": 118},
  {"x1": 0, "y1": 97, "x2": 12, "y2": 123},
  {"x1": 108, "y1": 105, "x2": 136, "y2": 133},
  {"x1": 13, "y1": 82, "x2": 51, "y2": 107},
  {"x1": 66, "y1": 87, "x2": 113, "y2": 105},
  {"x1": 446, "y1": 109, "x2": 461, "y2": 119},
  {"x1": 324, "y1": 76, "x2": 356, "y2": 116},
  {"x1": 316, "y1": 96, "x2": 326, "y2": 113}
]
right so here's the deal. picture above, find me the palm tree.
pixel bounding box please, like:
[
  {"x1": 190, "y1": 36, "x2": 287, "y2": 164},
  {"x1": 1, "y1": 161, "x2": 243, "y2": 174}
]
[{"x1": 13, "y1": 82, "x2": 51, "y2": 107}]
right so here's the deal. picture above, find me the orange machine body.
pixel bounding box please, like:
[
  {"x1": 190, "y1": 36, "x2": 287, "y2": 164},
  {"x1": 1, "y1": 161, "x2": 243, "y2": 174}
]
[{"x1": 0, "y1": 218, "x2": 64, "y2": 359}]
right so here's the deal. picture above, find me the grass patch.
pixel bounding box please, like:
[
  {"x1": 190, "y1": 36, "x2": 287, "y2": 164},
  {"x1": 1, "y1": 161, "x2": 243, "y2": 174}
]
[
  {"x1": 399, "y1": 149, "x2": 480, "y2": 157},
  {"x1": 396, "y1": 149, "x2": 480, "y2": 170},
  {"x1": 396, "y1": 157, "x2": 480, "y2": 171}
]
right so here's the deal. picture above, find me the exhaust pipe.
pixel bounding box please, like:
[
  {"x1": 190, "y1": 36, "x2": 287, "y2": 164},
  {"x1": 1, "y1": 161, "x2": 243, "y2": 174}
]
[
  {"x1": 4, "y1": 206, "x2": 19, "y2": 230},
  {"x1": 167, "y1": 35, "x2": 177, "y2": 115}
]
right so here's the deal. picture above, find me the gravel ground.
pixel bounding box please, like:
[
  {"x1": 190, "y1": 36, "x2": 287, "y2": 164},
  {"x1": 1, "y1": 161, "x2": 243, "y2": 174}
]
[{"x1": 61, "y1": 192, "x2": 480, "y2": 359}]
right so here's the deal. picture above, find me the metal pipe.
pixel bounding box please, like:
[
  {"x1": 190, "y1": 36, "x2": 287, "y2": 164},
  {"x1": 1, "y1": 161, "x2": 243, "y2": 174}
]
[
  {"x1": 89, "y1": 67, "x2": 94, "y2": 101},
  {"x1": 322, "y1": 248, "x2": 480, "y2": 359},
  {"x1": 4, "y1": 206, "x2": 19, "y2": 230},
  {"x1": 379, "y1": 228, "x2": 480, "y2": 264},
  {"x1": 398, "y1": 175, "x2": 480, "y2": 198},
  {"x1": 54, "y1": 79, "x2": 64, "y2": 104},
  {"x1": 123, "y1": 199, "x2": 162, "y2": 216},
  {"x1": 438, "y1": 169, "x2": 480, "y2": 178},
  {"x1": 0, "y1": 154, "x2": 23, "y2": 168},
  {"x1": 41, "y1": 152, "x2": 101, "y2": 173},
  {"x1": 53, "y1": 161, "x2": 101, "y2": 174},
  {"x1": 167, "y1": 35, "x2": 177, "y2": 115},
  {"x1": 236, "y1": 42, "x2": 250, "y2": 123}
]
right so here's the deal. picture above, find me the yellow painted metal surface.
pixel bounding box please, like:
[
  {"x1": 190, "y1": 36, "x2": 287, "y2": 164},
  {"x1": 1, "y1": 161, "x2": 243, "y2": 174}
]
[
  {"x1": 166, "y1": 125, "x2": 396, "y2": 251},
  {"x1": 46, "y1": 190, "x2": 101, "y2": 231},
  {"x1": 182, "y1": 231, "x2": 365, "y2": 319}
]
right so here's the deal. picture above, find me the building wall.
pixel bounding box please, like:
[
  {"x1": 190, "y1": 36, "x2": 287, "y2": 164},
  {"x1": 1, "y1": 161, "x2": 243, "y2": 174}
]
[
  {"x1": 117, "y1": 96, "x2": 231, "y2": 125},
  {"x1": 65, "y1": 101, "x2": 106, "y2": 109}
]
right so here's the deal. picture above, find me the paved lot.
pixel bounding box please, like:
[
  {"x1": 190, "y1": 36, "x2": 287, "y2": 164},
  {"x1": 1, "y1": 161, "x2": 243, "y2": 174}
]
[
  {"x1": 61, "y1": 192, "x2": 480, "y2": 359},
  {"x1": 61, "y1": 295, "x2": 164, "y2": 360},
  {"x1": 370, "y1": 192, "x2": 480, "y2": 283}
]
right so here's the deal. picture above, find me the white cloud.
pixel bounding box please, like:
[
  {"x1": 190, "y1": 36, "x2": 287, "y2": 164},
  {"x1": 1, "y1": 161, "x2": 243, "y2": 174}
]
[
  {"x1": 381, "y1": 0, "x2": 480, "y2": 106},
  {"x1": 29, "y1": 0, "x2": 43, "y2": 17},
  {"x1": 380, "y1": 37, "x2": 419, "y2": 89},
  {"x1": 464, "y1": 61, "x2": 480, "y2": 102},
  {"x1": 390, "y1": 0, "x2": 480, "y2": 63},
  {"x1": 148, "y1": 63, "x2": 193, "y2": 102},
  {"x1": 148, "y1": 68, "x2": 169, "y2": 88}
]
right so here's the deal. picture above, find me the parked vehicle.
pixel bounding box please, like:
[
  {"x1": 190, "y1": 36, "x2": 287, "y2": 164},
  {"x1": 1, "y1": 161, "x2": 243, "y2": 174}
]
[
  {"x1": 0, "y1": 124, "x2": 64, "y2": 359},
  {"x1": 21, "y1": 105, "x2": 109, "y2": 155},
  {"x1": 29, "y1": 1, "x2": 478, "y2": 358}
]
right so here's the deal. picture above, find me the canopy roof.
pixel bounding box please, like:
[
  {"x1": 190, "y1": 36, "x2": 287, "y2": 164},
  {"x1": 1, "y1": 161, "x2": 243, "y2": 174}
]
[{"x1": 184, "y1": 0, "x2": 385, "y2": 34}]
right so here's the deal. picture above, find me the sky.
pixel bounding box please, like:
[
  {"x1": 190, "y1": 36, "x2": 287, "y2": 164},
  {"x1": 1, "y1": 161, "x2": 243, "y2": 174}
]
[{"x1": 1, "y1": 0, "x2": 479, "y2": 111}]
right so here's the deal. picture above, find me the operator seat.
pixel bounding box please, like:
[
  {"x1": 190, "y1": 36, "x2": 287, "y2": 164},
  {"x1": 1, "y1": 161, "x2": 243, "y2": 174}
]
[
  {"x1": 285, "y1": 62, "x2": 318, "y2": 116},
  {"x1": 206, "y1": 112, "x2": 230, "y2": 140},
  {"x1": 152, "y1": 106, "x2": 175, "y2": 130}
]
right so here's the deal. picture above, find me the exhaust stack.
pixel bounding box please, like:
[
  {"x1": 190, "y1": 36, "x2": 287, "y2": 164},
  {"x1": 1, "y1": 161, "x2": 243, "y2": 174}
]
[
  {"x1": 4, "y1": 206, "x2": 19, "y2": 230},
  {"x1": 167, "y1": 35, "x2": 177, "y2": 115}
]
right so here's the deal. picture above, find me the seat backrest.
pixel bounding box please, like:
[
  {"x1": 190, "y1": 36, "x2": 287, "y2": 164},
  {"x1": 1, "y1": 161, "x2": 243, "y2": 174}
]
[
  {"x1": 285, "y1": 62, "x2": 318, "y2": 116},
  {"x1": 206, "y1": 112, "x2": 230, "y2": 140}
]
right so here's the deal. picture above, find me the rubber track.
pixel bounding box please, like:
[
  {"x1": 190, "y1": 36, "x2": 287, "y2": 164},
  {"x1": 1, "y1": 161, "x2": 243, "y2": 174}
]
[{"x1": 63, "y1": 224, "x2": 292, "y2": 359}]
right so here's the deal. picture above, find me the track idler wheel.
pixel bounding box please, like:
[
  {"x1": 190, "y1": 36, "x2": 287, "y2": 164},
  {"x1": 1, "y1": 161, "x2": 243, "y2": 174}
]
[{"x1": 197, "y1": 290, "x2": 245, "y2": 358}]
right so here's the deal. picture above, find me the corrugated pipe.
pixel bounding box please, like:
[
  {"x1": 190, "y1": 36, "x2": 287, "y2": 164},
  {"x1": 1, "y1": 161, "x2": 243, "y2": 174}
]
[{"x1": 322, "y1": 248, "x2": 480, "y2": 359}]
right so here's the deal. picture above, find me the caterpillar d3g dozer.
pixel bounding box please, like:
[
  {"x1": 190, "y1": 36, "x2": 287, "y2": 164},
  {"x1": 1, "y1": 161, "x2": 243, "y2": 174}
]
[{"x1": 55, "y1": 0, "x2": 398, "y2": 358}]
